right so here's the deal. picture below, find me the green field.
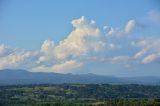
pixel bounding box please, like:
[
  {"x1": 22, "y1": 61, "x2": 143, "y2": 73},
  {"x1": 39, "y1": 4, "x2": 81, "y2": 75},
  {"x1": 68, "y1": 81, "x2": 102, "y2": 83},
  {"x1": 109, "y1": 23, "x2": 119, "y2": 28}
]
[{"x1": 0, "y1": 84, "x2": 160, "y2": 106}]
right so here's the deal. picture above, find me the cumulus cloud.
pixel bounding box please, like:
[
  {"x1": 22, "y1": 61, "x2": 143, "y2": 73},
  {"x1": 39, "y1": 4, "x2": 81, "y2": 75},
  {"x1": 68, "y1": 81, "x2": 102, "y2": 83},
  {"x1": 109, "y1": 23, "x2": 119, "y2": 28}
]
[
  {"x1": 0, "y1": 16, "x2": 104, "y2": 72},
  {"x1": 104, "y1": 19, "x2": 136, "y2": 37},
  {"x1": 0, "y1": 15, "x2": 159, "y2": 73},
  {"x1": 133, "y1": 38, "x2": 160, "y2": 64},
  {"x1": 111, "y1": 56, "x2": 131, "y2": 64},
  {"x1": 32, "y1": 60, "x2": 82, "y2": 73},
  {"x1": 0, "y1": 45, "x2": 13, "y2": 57},
  {"x1": 0, "y1": 47, "x2": 38, "y2": 69},
  {"x1": 53, "y1": 16, "x2": 103, "y2": 60},
  {"x1": 52, "y1": 60, "x2": 82, "y2": 72},
  {"x1": 41, "y1": 40, "x2": 55, "y2": 55},
  {"x1": 124, "y1": 20, "x2": 136, "y2": 33},
  {"x1": 142, "y1": 54, "x2": 158, "y2": 64},
  {"x1": 32, "y1": 16, "x2": 106, "y2": 72},
  {"x1": 37, "y1": 40, "x2": 55, "y2": 64}
]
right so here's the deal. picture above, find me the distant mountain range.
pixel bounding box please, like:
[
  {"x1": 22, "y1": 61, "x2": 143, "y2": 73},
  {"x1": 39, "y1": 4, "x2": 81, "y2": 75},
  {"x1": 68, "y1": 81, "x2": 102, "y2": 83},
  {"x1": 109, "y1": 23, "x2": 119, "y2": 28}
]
[{"x1": 0, "y1": 69, "x2": 160, "y2": 85}]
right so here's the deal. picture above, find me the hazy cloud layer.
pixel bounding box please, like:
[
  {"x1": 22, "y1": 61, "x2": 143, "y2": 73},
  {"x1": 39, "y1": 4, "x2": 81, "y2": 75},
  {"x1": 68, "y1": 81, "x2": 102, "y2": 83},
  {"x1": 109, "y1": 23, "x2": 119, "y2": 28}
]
[{"x1": 148, "y1": 10, "x2": 160, "y2": 24}]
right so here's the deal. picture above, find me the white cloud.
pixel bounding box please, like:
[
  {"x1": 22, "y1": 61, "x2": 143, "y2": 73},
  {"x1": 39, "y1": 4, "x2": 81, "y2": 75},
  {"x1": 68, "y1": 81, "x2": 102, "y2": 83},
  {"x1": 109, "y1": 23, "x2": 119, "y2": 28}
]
[
  {"x1": 32, "y1": 60, "x2": 82, "y2": 73},
  {"x1": 0, "y1": 48, "x2": 38, "y2": 69},
  {"x1": 124, "y1": 20, "x2": 136, "y2": 33},
  {"x1": 0, "y1": 16, "x2": 105, "y2": 73},
  {"x1": 1, "y1": 15, "x2": 159, "y2": 74},
  {"x1": 111, "y1": 56, "x2": 130, "y2": 64},
  {"x1": 108, "y1": 43, "x2": 116, "y2": 49},
  {"x1": 37, "y1": 40, "x2": 55, "y2": 64},
  {"x1": 30, "y1": 16, "x2": 105, "y2": 73},
  {"x1": 54, "y1": 16, "x2": 104, "y2": 60},
  {"x1": 133, "y1": 38, "x2": 160, "y2": 64},
  {"x1": 41, "y1": 40, "x2": 55, "y2": 55},
  {"x1": 0, "y1": 44, "x2": 13, "y2": 57},
  {"x1": 142, "y1": 54, "x2": 158, "y2": 64},
  {"x1": 134, "y1": 50, "x2": 146, "y2": 59},
  {"x1": 105, "y1": 19, "x2": 136, "y2": 37},
  {"x1": 105, "y1": 27, "x2": 121, "y2": 37},
  {"x1": 52, "y1": 60, "x2": 82, "y2": 73}
]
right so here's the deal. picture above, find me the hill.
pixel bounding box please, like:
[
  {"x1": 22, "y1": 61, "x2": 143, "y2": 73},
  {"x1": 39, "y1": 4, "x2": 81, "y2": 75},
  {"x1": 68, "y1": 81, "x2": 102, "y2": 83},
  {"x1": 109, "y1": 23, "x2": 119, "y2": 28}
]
[{"x1": 0, "y1": 69, "x2": 160, "y2": 85}]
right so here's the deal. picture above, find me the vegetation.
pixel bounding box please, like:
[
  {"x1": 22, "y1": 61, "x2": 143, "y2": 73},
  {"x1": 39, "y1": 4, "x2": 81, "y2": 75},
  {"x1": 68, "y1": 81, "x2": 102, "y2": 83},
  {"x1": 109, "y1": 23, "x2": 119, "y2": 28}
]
[{"x1": 0, "y1": 84, "x2": 160, "y2": 106}]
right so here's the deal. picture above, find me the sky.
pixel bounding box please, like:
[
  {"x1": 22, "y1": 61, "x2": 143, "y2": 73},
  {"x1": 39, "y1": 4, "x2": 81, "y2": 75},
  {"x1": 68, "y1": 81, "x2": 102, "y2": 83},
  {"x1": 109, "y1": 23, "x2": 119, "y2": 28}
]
[{"x1": 0, "y1": 0, "x2": 160, "y2": 76}]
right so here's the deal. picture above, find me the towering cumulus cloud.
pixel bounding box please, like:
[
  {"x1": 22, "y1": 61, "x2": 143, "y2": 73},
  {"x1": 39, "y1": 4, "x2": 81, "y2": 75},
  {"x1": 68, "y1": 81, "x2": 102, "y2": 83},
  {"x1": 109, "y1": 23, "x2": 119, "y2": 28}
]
[
  {"x1": 54, "y1": 16, "x2": 103, "y2": 60},
  {"x1": 33, "y1": 16, "x2": 105, "y2": 73}
]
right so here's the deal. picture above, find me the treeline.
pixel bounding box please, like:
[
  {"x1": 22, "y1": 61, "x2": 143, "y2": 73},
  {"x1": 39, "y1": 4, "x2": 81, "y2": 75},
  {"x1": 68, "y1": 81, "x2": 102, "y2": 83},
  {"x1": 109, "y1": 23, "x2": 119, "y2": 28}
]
[
  {"x1": 0, "y1": 84, "x2": 160, "y2": 106},
  {"x1": 1, "y1": 98, "x2": 160, "y2": 106}
]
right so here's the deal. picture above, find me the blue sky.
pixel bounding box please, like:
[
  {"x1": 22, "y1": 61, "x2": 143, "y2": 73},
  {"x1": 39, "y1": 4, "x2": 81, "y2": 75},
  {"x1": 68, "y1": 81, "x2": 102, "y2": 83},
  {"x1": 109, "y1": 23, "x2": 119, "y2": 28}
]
[
  {"x1": 0, "y1": 0, "x2": 157, "y2": 49},
  {"x1": 0, "y1": 0, "x2": 160, "y2": 76}
]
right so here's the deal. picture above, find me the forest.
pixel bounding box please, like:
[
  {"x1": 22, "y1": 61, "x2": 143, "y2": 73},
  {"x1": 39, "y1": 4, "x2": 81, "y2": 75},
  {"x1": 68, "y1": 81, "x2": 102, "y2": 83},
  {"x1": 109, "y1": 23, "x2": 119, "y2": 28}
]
[{"x1": 0, "y1": 84, "x2": 160, "y2": 106}]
